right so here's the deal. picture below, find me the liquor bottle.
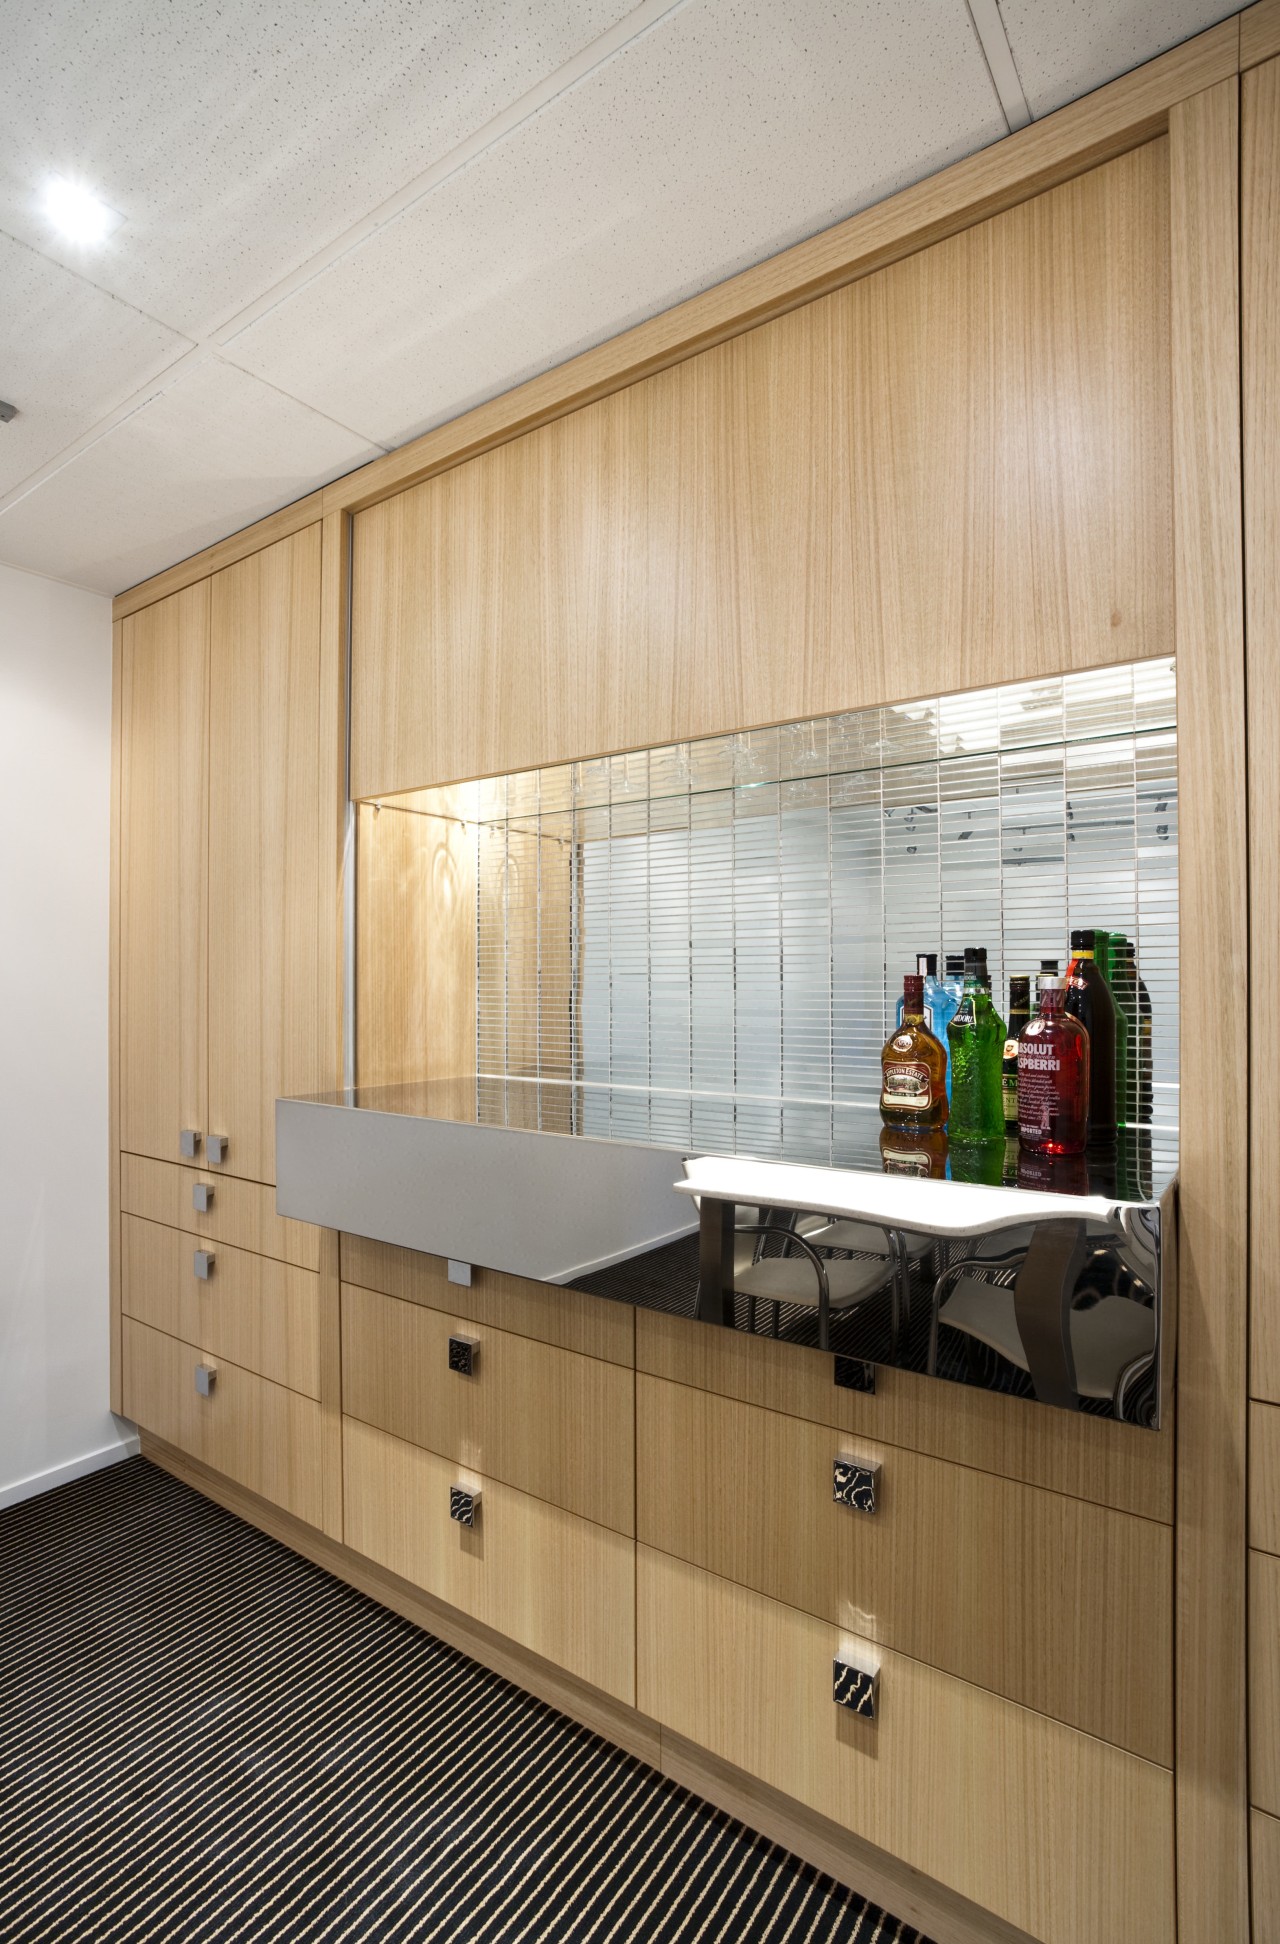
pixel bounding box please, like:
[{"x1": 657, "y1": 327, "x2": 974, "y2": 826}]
[
  {"x1": 1002, "y1": 974, "x2": 1031, "y2": 1133},
  {"x1": 896, "y1": 952, "x2": 942, "y2": 1033},
  {"x1": 880, "y1": 974, "x2": 948, "y2": 1128},
  {"x1": 946, "y1": 953, "x2": 1006, "y2": 1142},
  {"x1": 1105, "y1": 931, "x2": 1137, "y2": 1126},
  {"x1": 1017, "y1": 975, "x2": 1089, "y2": 1155},
  {"x1": 935, "y1": 953, "x2": 966, "y2": 1094},
  {"x1": 1065, "y1": 928, "x2": 1117, "y2": 1139},
  {"x1": 1113, "y1": 938, "x2": 1152, "y2": 1121},
  {"x1": 1017, "y1": 1143, "x2": 1088, "y2": 1197},
  {"x1": 1037, "y1": 957, "x2": 1060, "y2": 997},
  {"x1": 879, "y1": 1123, "x2": 948, "y2": 1178},
  {"x1": 948, "y1": 1137, "x2": 1005, "y2": 1185}
]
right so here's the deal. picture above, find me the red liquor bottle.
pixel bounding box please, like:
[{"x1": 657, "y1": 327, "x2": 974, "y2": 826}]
[{"x1": 1017, "y1": 976, "x2": 1089, "y2": 1156}]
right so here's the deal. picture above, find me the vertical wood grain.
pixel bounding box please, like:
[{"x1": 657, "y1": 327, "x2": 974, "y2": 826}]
[
  {"x1": 109, "y1": 617, "x2": 124, "y2": 1415},
  {"x1": 318, "y1": 1228, "x2": 343, "y2": 1541},
  {"x1": 1170, "y1": 76, "x2": 1251, "y2": 1943},
  {"x1": 351, "y1": 142, "x2": 1172, "y2": 798},
  {"x1": 207, "y1": 525, "x2": 325, "y2": 1183},
  {"x1": 1245, "y1": 60, "x2": 1280, "y2": 1412},
  {"x1": 118, "y1": 582, "x2": 210, "y2": 1163}
]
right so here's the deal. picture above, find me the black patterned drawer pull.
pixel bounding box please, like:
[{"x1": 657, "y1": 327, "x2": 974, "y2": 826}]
[
  {"x1": 449, "y1": 1485, "x2": 480, "y2": 1528},
  {"x1": 832, "y1": 1656, "x2": 879, "y2": 1720},
  {"x1": 448, "y1": 1334, "x2": 480, "y2": 1377},
  {"x1": 832, "y1": 1456, "x2": 880, "y2": 1516}
]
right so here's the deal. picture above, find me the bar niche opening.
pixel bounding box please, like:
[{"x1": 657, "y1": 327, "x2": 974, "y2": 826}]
[{"x1": 357, "y1": 658, "x2": 1178, "y2": 1204}]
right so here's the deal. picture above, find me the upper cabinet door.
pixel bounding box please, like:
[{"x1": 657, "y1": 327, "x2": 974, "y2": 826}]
[
  {"x1": 207, "y1": 525, "x2": 327, "y2": 1185},
  {"x1": 119, "y1": 583, "x2": 210, "y2": 1163}
]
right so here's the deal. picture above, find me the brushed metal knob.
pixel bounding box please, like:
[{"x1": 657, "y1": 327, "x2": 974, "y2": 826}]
[
  {"x1": 194, "y1": 1249, "x2": 215, "y2": 1281},
  {"x1": 194, "y1": 1364, "x2": 217, "y2": 1398},
  {"x1": 179, "y1": 1129, "x2": 201, "y2": 1159},
  {"x1": 206, "y1": 1135, "x2": 228, "y2": 1165},
  {"x1": 192, "y1": 1183, "x2": 214, "y2": 1213}
]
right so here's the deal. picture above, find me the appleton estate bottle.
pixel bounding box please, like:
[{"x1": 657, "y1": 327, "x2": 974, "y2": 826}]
[
  {"x1": 880, "y1": 974, "x2": 948, "y2": 1129},
  {"x1": 1017, "y1": 975, "x2": 1089, "y2": 1155},
  {"x1": 1065, "y1": 928, "x2": 1117, "y2": 1139}
]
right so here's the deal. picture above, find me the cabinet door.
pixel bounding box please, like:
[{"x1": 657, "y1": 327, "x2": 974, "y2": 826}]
[
  {"x1": 207, "y1": 525, "x2": 327, "y2": 1184},
  {"x1": 119, "y1": 583, "x2": 209, "y2": 1163}
]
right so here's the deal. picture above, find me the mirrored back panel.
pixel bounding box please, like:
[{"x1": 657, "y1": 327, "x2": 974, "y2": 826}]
[{"x1": 322, "y1": 660, "x2": 1179, "y2": 1426}]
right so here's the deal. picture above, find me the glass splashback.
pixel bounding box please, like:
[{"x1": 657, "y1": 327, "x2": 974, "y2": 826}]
[{"x1": 362, "y1": 657, "x2": 1178, "y2": 1189}]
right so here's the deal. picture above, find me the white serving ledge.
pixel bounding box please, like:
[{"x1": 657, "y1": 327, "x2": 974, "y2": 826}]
[{"x1": 677, "y1": 1155, "x2": 1151, "y2": 1238}]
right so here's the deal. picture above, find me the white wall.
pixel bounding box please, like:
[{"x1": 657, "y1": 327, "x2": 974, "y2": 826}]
[{"x1": 0, "y1": 561, "x2": 136, "y2": 1507}]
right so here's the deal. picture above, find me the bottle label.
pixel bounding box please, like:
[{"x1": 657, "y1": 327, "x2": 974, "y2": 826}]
[
  {"x1": 881, "y1": 1063, "x2": 933, "y2": 1113},
  {"x1": 882, "y1": 1144, "x2": 932, "y2": 1176},
  {"x1": 1018, "y1": 1052, "x2": 1062, "y2": 1136}
]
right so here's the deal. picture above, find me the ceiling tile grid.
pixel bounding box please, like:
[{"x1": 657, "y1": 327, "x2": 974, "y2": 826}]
[
  {"x1": 0, "y1": 0, "x2": 1246, "y2": 595},
  {"x1": 223, "y1": 0, "x2": 1007, "y2": 448},
  {"x1": 0, "y1": 232, "x2": 190, "y2": 497},
  {"x1": 0, "y1": 358, "x2": 381, "y2": 593}
]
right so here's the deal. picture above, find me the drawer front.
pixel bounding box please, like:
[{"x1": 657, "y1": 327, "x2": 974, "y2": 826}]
[
  {"x1": 1252, "y1": 1549, "x2": 1280, "y2": 1817},
  {"x1": 1252, "y1": 1400, "x2": 1280, "y2": 1556},
  {"x1": 342, "y1": 1284, "x2": 633, "y2": 1533},
  {"x1": 123, "y1": 1317, "x2": 325, "y2": 1528},
  {"x1": 638, "y1": 1547, "x2": 1174, "y2": 1944},
  {"x1": 122, "y1": 1152, "x2": 320, "y2": 1269},
  {"x1": 341, "y1": 1233, "x2": 633, "y2": 1367},
  {"x1": 634, "y1": 1307, "x2": 1172, "y2": 1524},
  {"x1": 123, "y1": 1214, "x2": 321, "y2": 1398},
  {"x1": 343, "y1": 1417, "x2": 634, "y2": 1703},
  {"x1": 637, "y1": 1375, "x2": 1170, "y2": 1763}
]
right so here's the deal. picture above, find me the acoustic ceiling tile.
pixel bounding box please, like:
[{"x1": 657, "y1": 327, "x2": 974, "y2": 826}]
[
  {"x1": 0, "y1": 233, "x2": 190, "y2": 497},
  {"x1": 0, "y1": 358, "x2": 381, "y2": 594},
  {"x1": 224, "y1": 0, "x2": 1007, "y2": 448},
  {"x1": 0, "y1": 0, "x2": 631, "y2": 337},
  {"x1": 997, "y1": 0, "x2": 1239, "y2": 118}
]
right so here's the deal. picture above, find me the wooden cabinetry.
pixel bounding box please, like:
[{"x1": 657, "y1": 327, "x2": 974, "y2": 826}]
[
  {"x1": 638, "y1": 1546, "x2": 1174, "y2": 1944},
  {"x1": 207, "y1": 528, "x2": 327, "y2": 1184},
  {"x1": 119, "y1": 583, "x2": 209, "y2": 1164}
]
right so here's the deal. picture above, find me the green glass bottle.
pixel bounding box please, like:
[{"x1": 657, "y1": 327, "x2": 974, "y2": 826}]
[
  {"x1": 1096, "y1": 929, "x2": 1133, "y2": 1128},
  {"x1": 946, "y1": 951, "x2": 1006, "y2": 1143}
]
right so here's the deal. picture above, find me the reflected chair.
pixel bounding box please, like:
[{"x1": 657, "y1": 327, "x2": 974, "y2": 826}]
[{"x1": 733, "y1": 1209, "x2": 900, "y2": 1353}]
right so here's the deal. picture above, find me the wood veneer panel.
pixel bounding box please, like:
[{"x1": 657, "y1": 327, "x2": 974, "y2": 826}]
[
  {"x1": 343, "y1": 1417, "x2": 634, "y2": 1704},
  {"x1": 1253, "y1": 1807, "x2": 1280, "y2": 1938},
  {"x1": 109, "y1": 617, "x2": 124, "y2": 1416},
  {"x1": 206, "y1": 524, "x2": 326, "y2": 1185},
  {"x1": 1247, "y1": 58, "x2": 1280, "y2": 1413},
  {"x1": 355, "y1": 792, "x2": 476, "y2": 1088},
  {"x1": 120, "y1": 1153, "x2": 320, "y2": 1269},
  {"x1": 1244, "y1": 0, "x2": 1280, "y2": 71},
  {"x1": 351, "y1": 143, "x2": 1172, "y2": 798},
  {"x1": 342, "y1": 1283, "x2": 634, "y2": 1534},
  {"x1": 118, "y1": 582, "x2": 209, "y2": 1165},
  {"x1": 122, "y1": 1214, "x2": 320, "y2": 1400},
  {"x1": 1252, "y1": 1549, "x2": 1280, "y2": 1817},
  {"x1": 1171, "y1": 76, "x2": 1251, "y2": 1944},
  {"x1": 637, "y1": 1547, "x2": 1175, "y2": 1944},
  {"x1": 637, "y1": 1375, "x2": 1171, "y2": 1763},
  {"x1": 1253, "y1": 1401, "x2": 1280, "y2": 1557},
  {"x1": 635, "y1": 1308, "x2": 1171, "y2": 1521},
  {"x1": 341, "y1": 1234, "x2": 634, "y2": 1367},
  {"x1": 123, "y1": 1317, "x2": 325, "y2": 1528}
]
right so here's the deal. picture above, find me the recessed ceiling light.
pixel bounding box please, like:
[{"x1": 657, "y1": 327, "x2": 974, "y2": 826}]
[{"x1": 42, "y1": 175, "x2": 125, "y2": 246}]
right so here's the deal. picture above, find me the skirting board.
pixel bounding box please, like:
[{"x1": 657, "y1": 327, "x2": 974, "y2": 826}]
[
  {"x1": 0, "y1": 1427, "x2": 141, "y2": 1511},
  {"x1": 141, "y1": 1434, "x2": 1034, "y2": 1944}
]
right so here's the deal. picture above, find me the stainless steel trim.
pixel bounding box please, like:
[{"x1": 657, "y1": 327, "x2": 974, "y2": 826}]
[{"x1": 447, "y1": 1260, "x2": 473, "y2": 1287}]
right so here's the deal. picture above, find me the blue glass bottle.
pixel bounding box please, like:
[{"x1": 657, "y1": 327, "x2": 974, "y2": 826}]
[
  {"x1": 895, "y1": 953, "x2": 944, "y2": 1036},
  {"x1": 929, "y1": 953, "x2": 965, "y2": 1094}
]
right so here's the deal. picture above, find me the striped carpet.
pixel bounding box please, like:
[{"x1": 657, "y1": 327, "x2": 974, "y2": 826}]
[{"x1": 0, "y1": 1458, "x2": 930, "y2": 1943}]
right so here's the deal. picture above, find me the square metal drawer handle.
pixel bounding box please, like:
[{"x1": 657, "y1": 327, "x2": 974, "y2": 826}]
[
  {"x1": 448, "y1": 1334, "x2": 480, "y2": 1377},
  {"x1": 179, "y1": 1129, "x2": 202, "y2": 1159},
  {"x1": 206, "y1": 1135, "x2": 229, "y2": 1166},
  {"x1": 192, "y1": 1183, "x2": 214, "y2": 1213},
  {"x1": 832, "y1": 1656, "x2": 879, "y2": 1721},
  {"x1": 194, "y1": 1364, "x2": 217, "y2": 1398},
  {"x1": 832, "y1": 1456, "x2": 881, "y2": 1516},
  {"x1": 194, "y1": 1249, "x2": 215, "y2": 1281},
  {"x1": 449, "y1": 1485, "x2": 480, "y2": 1528}
]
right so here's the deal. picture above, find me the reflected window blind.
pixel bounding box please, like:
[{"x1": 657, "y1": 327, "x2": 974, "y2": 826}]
[{"x1": 461, "y1": 660, "x2": 1177, "y2": 1158}]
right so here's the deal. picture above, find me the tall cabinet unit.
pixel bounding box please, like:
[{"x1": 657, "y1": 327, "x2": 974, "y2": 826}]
[{"x1": 115, "y1": 525, "x2": 340, "y2": 1539}]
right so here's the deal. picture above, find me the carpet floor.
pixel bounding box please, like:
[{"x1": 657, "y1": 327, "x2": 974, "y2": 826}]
[{"x1": 0, "y1": 1457, "x2": 930, "y2": 1943}]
